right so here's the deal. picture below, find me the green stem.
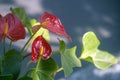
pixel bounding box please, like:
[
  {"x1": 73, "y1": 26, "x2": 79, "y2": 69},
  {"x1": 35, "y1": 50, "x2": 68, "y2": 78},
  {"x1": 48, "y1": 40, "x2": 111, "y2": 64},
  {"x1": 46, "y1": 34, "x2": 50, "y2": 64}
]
[
  {"x1": 33, "y1": 57, "x2": 41, "y2": 79},
  {"x1": 20, "y1": 27, "x2": 41, "y2": 54},
  {"x1": 9, "y1": 40, "x2": 12, "y2": 50},
  {"x1": 57, "y1": 67, "x2": 63, "y2": 72},
  {"x1": 19, "y1": 60, "x2": 32, "y2": 77},
  {"x1": 3, "y1": 37, "x2": 6, "y2": 55},
  {"x1": 20, "y1": 34, "x2": 34, "y2": 54},
  {"x1": 23, "y1": 52, "x2": 31, "y2": 60}
]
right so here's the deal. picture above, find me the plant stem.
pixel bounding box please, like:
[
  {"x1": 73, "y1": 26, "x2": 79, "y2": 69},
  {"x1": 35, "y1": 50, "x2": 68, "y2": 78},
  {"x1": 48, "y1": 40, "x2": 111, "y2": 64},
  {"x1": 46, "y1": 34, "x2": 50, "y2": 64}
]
[
  {"x1": 19, "y1": 60, "x2": 32, "y2": 77},
  {"x1": 3, "y1": 37, "x2": 6, "y2": 55},
  {"x1": 20, "y1": 27, "x2": 41, "y2": 54},
  {"x1": 57, "y1": 67, "x2": 63, "y2": 72},
  {"x1": 33, "y1": 57, "x2": 41, "y2": 80},
  {"x1": 20, "y1": 34, "x2": 34, "y2": 54},
  {"x1": 23, "y1": 52, "x2": 31, "y2": 60},
  {"x1": 9, "y1": 40, "x2": 12, "y2": 50}
]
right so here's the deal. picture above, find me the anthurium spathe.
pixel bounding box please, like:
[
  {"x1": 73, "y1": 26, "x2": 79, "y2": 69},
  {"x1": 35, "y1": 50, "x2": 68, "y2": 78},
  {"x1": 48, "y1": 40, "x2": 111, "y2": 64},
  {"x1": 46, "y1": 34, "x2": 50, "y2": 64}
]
[
  {"x1": 39, "y1": 12, "x2": 71, "y2": 40},
  {"x1": 31, "y1": 35, "x2": 52, "y2": 62},
  {"x1": 0, "y1": 13, "x2": 26, "y2": 41}
]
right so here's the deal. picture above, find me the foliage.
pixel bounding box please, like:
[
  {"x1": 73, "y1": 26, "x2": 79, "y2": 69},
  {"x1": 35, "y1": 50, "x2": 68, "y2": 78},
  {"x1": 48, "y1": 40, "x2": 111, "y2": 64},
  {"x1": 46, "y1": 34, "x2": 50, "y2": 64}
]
[
  {"x1": 80, "y1": 32, "x2": 118, "y2": 69},
  {"x1": 0, "y1": 7, "x2": 118, "y2": 80}
]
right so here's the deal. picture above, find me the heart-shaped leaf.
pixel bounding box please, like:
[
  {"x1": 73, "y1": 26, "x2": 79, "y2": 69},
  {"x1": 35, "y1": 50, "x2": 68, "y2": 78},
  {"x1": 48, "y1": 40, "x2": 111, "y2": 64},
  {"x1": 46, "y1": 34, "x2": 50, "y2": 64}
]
[
  {"x1": 0, "y1": 49, "x2": 23, "y2": 79},
  {"x1": 18, "y1": 76, "x2": 32, "y2": 80},
  {"x1": 26, "y1": 58, "x2": 58, "y2": 80}
]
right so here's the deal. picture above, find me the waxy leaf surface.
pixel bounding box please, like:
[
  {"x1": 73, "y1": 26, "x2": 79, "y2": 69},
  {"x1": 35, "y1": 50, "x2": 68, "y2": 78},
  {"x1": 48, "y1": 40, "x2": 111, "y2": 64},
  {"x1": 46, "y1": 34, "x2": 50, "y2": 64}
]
[
  {"x1": 0, "y1": 49, "x2": 23, "y2": 80},
  {"x1": 28, "y1": 58, "x2": 58, "y2": 80}
]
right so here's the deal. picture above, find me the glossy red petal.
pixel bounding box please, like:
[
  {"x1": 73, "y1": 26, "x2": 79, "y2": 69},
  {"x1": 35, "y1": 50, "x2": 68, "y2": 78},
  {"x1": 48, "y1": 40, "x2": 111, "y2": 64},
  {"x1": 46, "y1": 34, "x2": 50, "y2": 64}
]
[
  {"x1": 31, "y1": 36, "x2": 52, "y2": 62},
  {"x1": 0, "y1": 15, "x2": 5, "y2": 40},
  {"x1": 4, "y1": 13, "x2": 26, "y2": 41},
  {"x1": 39, "y1": 12, "x2": 71, "y2": 40}
]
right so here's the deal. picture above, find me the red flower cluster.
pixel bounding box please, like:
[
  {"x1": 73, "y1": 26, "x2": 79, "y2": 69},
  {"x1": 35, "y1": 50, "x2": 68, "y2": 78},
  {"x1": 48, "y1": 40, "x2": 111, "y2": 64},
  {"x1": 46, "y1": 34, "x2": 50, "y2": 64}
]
[
  {"x1": 31, "y1": 12, "x2": 71, "y2": 62},
  {"x1": 0, "y1": 12, "x2": 71, "y2": 62},
  {"x1": 0, "y1": 13, "x2": 26, "y2": 41}
]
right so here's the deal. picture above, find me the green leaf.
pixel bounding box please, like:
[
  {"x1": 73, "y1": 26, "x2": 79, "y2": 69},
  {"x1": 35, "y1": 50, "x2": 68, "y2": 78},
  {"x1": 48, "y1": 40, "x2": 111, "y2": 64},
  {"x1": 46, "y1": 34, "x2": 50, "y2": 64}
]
[
  {"x1": 38, "y1": 28, "x2": 50, "y2": 41},
  {"x1": 19, "y1": 76, "x2": 32, "y2": 80},
  {"x1": 10, "y1": 7, "x2": 32, "y2": 35},
  {"x1": 1, "y1": 49, "x2": 23, "y2": 79},
  {"x1": 82, "y1": 31, "x2": 100, "y2": 51},
  {"x1": 33, "y1": 27, "x2": 50, "y2": 42},
  {"x1": 0, "y1": 74, "x2": 13, "y2": 80},
  {"x1": 59, "y1": 40, "x2": 81, "y2": 77},
  {"x1": 30, "y1": 19, "x2": 38, "y2": 27},
  {"x1": 37, "y1": 72, "x2": 53, "y2": 80},
  {"x1": 0, "y1": 56, "x2": 2, "y2": 74},
  {"x1": 59, "y1": 40, "x2": 66, "y2": 53},
  {"x1": 27, "y1": 58, "x2": 58, "y2": 80},
  {"x1": 80, "y1": 31, "x2": 118, "y2": 69},
  {"x1": 39, "y1": 58, "x2": 58, "y2": 75},
  {"x1": 31, "y1": 19, "x2": 50, "y2": 41}
]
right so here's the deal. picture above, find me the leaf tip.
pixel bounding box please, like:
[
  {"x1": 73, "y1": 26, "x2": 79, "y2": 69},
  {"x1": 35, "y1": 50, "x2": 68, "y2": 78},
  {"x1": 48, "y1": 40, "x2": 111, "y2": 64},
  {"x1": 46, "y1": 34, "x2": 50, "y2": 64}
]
[{"x1": 114, "y1": 57, "x2": 119, "y2": 64}]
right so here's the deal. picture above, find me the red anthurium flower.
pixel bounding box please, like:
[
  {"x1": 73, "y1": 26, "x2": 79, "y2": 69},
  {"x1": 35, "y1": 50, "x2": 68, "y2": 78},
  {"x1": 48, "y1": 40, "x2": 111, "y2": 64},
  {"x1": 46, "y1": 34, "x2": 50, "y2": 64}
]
[
  {"x1": 39, "y1": 12, "x2": 71, "y2": 40},
  {"x1": 0, "y1": 15, "x2": 5, "y2": 40},
  {"x1": 0, "y1": 13, "x2": 26, "y2": 41},
  {"x1": 32, "y1": 35, "x2": 52, "y2": 62}
]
